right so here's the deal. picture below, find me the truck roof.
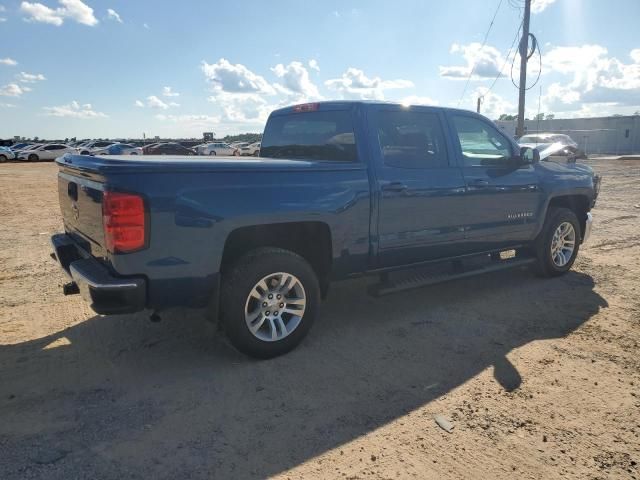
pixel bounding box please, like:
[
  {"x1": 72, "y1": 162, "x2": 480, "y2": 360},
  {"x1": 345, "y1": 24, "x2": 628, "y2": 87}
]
[{"x1": 269, "y1": 100, "x2": 474, "y2": 117}]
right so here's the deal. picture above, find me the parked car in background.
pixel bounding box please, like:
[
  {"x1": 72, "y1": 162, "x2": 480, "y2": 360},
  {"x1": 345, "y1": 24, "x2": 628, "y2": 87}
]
[
  {"x1": 145, "y1": 142, "x2": 195, "y2": 155},
  {"x1": 18, "y1": 143, "x2": 77, "y2": 161},
  {"x1": 196, "y1": 142, "x2": 239, "y2": 156},
  {"x1": 77, "y1": 141, "x2": 114, "y2": 155},
  {"x1": 518, "y1": 133, "x2": 587, "y2": 160},
  {"x1": 240, "y1": 142, "x2": 261, "y2": 156},
  {"x1": 231, "y1": 142, "x2": 250, "y2": 149},
  {"x1": 141, "y1": 142, "x2": 163, "y2": 155},
  {"x1": 9, "y1": 142, "x2": 34, "y2": 152},
  {"x1": 0, "y1": 146, "x2": 17, "y2": 162},
  {"x1": 91, "y1": 143, "x2": 143, "y2": 155}
]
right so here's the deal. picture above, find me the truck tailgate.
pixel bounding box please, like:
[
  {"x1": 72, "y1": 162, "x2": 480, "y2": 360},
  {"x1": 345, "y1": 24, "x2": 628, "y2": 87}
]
[{"x1": 58, "y1": 171, "x2": 106, "y2": 252}]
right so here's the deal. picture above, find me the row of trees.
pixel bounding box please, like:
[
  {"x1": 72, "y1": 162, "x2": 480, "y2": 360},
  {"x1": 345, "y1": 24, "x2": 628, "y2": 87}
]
[{"x1": 498, "y1": 113, "x2": 555, "y2": 121}]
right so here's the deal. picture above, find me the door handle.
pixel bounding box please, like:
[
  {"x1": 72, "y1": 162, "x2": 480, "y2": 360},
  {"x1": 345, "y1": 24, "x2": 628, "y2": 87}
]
[
  {"x1": 383, "y1": 182, "x2": 408, "y2": 192},
  {"x1": 470, "y1": 179, "x2": 489, "y2": 188}
]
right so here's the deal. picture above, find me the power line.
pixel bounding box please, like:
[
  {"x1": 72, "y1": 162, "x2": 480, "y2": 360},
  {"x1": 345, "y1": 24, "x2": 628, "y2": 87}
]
[
  {"x1": 484, "y1": 16, "x2": 523, "y2": 95},
  {"x1": 456, "y1": 0, "x2": 504, "y2": 106}
]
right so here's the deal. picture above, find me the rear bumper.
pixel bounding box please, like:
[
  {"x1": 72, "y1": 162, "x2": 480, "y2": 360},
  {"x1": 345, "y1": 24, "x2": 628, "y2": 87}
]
[
  {"x1": 51, "y1": 233, "x2": 146, "y2": 315},
  {"x1": 583, "y1": 212, "x2": 593, "y2": 243}
]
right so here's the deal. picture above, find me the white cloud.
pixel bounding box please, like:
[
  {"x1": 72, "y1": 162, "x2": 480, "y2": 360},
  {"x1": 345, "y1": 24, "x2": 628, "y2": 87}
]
[
  {"x1": 20, "y1": 0, "x2": 98, "y2": 26},
  {"x1": 271, "y1": 61, "x2": 321, "y2": 100},
  {"x1": 16, "y1": 71, "x2": 46, "y2": 83},
  {"x1": 207, "y1": 92, "x2": 273, "y2": 124},
  {"x1": 106, "y1": 8, "x2": 122, "y2": 23},
  {"x1": 0, "y1": 57, "x2": 17, "y2": 66},
  {"x1": 155, "y1": 114, "x2": 220, "y2": 126},
  {"x1": 162, "y1": 86, "x2": 179, "y2": 97},
  {"x1": 0, "y1": 83, "x2": 31, "y2": 96},
  {"x1": 43, "y1": 100, "x2": 107, "y2": 118},
  {"x1": 143, "y1": 22, "x2": 150, "y2": 29},
  {"x1": 440, "y1": 43, "x2": 506, "y2": 80},
  {"x1": 147, "y1": 95, "x2": 169, "y2": 109},
  {"x1": 325, "y1": 67, "x2": 413, "y2": 100},
  {"x1": 0, "y1": 102, "x2": 17, "y2": 108},
  {"x1": 308, "y1": 59, "x2": 320, "y2": 71},
  {"x1": 531, "y1": 0, "x2": 556, "y2": 14},
  {"x1": 540, "y1": 45, "x2": 640, "y2": 112},
  {"x1": 201, "y1": 58, "x2": 275, "y2": 95},
  {"x1": 400, "y1": 95, "x2": 439, "y2": 107},
  {"x1": 140, "y1": 95, "x2": 180, "y2": 109},
  {"x1": 473, "y1": 87, "x2": 515, "y2": 119},
  {"x1": 0, "y1": 17, "x2": 6, "y2": 22}
]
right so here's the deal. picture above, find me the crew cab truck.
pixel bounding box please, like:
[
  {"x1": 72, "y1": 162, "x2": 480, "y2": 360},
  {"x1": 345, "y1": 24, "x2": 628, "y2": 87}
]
[{"x1": 51, "y1": 101, "x2": 600, "y2": 358}]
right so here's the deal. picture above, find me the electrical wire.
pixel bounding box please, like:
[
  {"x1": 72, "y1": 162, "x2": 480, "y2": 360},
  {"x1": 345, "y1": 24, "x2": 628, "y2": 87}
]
[
  {"x1": 510, "y1": 32, "x2": 542, "y2": 91},
  {"x1": 456, "y1": 0, "x2": 504, "y2": 106},
  {"x1": 484, "y1": 16, "x2": 524, "y2": 95}
]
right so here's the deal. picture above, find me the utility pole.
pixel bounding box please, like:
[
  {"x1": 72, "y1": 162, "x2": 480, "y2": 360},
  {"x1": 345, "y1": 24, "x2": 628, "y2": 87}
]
[
  {"x1": 477, "y1": 96, "x2": 482, "y2": 114},
  {"x1": 516, "y1": 0, "x2": 532, "y2": 138}
]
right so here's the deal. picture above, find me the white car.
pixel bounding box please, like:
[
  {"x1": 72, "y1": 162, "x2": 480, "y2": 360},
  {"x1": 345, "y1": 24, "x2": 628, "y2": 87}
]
[
  {"x1": 0, "y1": 147, "x2": 17, "y2": 162},
  {"x1": 77, "y1": 141, "x2": 114, "y2": 155},
  {"x1": 197, "y1": 142, "x2": 239, "y2": 156},
  {"x1": 18, "y1": 144, "x2": 78, "y2": 162},
  {"x1": 240, "y1": 142, "x2": 261, "y2": 156},
  {"x1": 91, "y1": 143, "x2": 143, "y2": 155}
]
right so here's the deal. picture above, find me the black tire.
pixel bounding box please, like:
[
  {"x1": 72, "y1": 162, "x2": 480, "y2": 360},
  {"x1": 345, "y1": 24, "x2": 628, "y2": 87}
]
[
  {"x1": 220, "y1": 247, "x2": 320, "y2": 359},
  {"x1": 0, "y1": 154, "x2": 7, "y2": 163},
  {"x1": 253, "y1": 151, "x2": 260, "y2": 157},
  {"x1": 28, "y1": 154, "x2": 39, "y2": 162},
  {"x1": 532, "y1": 207, "x2": 581, "y2": 277}
]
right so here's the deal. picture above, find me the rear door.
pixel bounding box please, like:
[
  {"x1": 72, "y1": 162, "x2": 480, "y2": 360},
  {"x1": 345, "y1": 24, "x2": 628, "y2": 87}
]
[
  {"x1": 448, "y1": 112, "x2": 541, "y2": 250},
  {"x1": 369, "y1": 105, "x2": 467, "y2": 267}
]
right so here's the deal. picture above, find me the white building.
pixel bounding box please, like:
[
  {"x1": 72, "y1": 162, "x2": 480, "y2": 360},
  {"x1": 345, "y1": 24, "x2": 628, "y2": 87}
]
[{"x1": 495, "y1": 115, "x2": 640, "y2": 155}]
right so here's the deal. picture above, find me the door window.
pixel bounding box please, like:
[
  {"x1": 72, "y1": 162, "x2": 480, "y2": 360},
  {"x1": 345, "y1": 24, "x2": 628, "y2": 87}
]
[
  {"x1": 375, "y1": 110, "x2": 448, "y2": 168},
  {"x1": 452, "y1": 115, "x2": 512, "y2": 167}
]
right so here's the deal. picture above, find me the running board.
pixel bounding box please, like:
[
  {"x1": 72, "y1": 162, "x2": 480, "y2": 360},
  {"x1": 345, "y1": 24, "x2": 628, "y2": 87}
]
[{"x1": 369, "y1": 255, "x2": 536, "y2": 297}]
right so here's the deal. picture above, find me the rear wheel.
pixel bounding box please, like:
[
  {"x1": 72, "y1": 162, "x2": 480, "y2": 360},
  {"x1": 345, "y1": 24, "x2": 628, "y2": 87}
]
[
  {"x1": 532, "y1": 207, "x2": 580, "y2": 277},
  {"x1": 253, "y1": 151, "x2": 260, "y2": 157},
  {"x1": 221, "y1": 247, "x2": 320, "y2": 359},
  {"x1": 0, "y1": 154, "x2": 7, "y2": 163},
  {"x1": 28, "y1": 154, "x2": 39, "y2": 162}
]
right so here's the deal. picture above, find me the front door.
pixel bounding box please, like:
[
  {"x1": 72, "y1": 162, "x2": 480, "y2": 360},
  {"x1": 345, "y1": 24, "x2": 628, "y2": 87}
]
[
  {"x1": 371, "y1": 106, "x2": 467, "y2": 268},
  {"x1": 448, "y1": 113, "x2": 542, "y2": 252}
]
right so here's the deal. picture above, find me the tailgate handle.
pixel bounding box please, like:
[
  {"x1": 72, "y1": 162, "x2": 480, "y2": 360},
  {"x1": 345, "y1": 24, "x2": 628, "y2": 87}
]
[{"x1": 67, "y1": 182, "x2": 78, "y2": 201}]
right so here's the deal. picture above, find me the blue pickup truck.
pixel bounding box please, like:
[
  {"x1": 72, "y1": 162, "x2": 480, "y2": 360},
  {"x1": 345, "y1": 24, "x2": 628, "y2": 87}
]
[{"x1": 51, "y1": 101, "x2": 600, "y2": 358}]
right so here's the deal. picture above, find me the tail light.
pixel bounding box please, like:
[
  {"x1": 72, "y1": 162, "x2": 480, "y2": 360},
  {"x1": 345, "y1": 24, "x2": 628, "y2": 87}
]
[{"x1": 102, "y1": 191, "x2": 147, "y2": 253}]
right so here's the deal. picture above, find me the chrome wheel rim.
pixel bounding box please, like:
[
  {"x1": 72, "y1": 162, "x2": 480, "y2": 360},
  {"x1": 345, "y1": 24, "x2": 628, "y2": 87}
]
[
  {"x1": 244, "y1": 272, "x2": 306, "y2": 342},
  {"x1": 550, "y1": 222, "x2": 576, "y2": 267}
]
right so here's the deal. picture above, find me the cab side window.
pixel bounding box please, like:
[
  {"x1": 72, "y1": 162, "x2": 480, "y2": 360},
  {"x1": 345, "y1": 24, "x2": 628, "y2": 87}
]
[
  {"x1": 452, "y1": 115, "x2": 512, "y2": 167},
  {"x1": 375, "y1": 110, "x2": 448, "y2": 168}
]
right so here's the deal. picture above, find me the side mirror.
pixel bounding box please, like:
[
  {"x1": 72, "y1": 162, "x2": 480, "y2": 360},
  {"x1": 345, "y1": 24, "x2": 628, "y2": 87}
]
[{"x1": 520, "y1": 146, "x2": 540, "y2": 164}]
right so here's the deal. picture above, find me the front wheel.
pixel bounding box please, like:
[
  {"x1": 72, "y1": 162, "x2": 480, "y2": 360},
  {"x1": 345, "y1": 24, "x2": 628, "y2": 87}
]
[
  {"x1": 532, "y1": 207, "x2": 580, "y2": 277},
  {"x1": 221, "y1": 248, "x2": 320, "y2": 359},
  {"x1": 0, "y1": 154, "x2": 7, "y2": 163},
  {"x1": 28, "y1": 154, "x2": 39, "y2": 162}
]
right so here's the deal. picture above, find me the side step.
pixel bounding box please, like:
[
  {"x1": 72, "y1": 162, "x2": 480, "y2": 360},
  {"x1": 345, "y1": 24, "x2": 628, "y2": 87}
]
[{"x1": 370, "y1": 254, "x2": 536, "y2": 297}]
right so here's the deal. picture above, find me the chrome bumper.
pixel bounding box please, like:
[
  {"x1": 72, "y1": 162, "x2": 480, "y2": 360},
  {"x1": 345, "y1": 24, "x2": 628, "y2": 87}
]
[{"x1": 583, "y1": 212, "x2": 593, "y2": 243}]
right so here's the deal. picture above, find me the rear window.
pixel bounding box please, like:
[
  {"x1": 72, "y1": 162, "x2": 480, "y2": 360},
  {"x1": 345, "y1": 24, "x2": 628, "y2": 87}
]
[{"x1": 261, "y1": 110, "x2": 357, "y2": 162}]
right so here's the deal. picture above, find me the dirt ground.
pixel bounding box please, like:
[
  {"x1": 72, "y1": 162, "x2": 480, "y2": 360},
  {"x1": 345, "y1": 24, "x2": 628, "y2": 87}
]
[{"x1": 0, "y1": 159, "x2": 638, "y2": 480}]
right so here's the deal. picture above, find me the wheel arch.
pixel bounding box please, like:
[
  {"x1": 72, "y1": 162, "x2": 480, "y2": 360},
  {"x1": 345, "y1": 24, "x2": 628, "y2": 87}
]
[
  {"x1": 540, "y1": 194, "x2": 590, "y2": 240},
  {"x1": 220, "y1": 221, "x2": 333, "y2": 297}
]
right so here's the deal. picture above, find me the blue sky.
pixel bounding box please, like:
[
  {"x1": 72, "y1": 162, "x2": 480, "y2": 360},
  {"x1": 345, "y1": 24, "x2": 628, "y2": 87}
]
[{"x1": 1, "y1": 0, "x2": 639, "y2": 139}]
